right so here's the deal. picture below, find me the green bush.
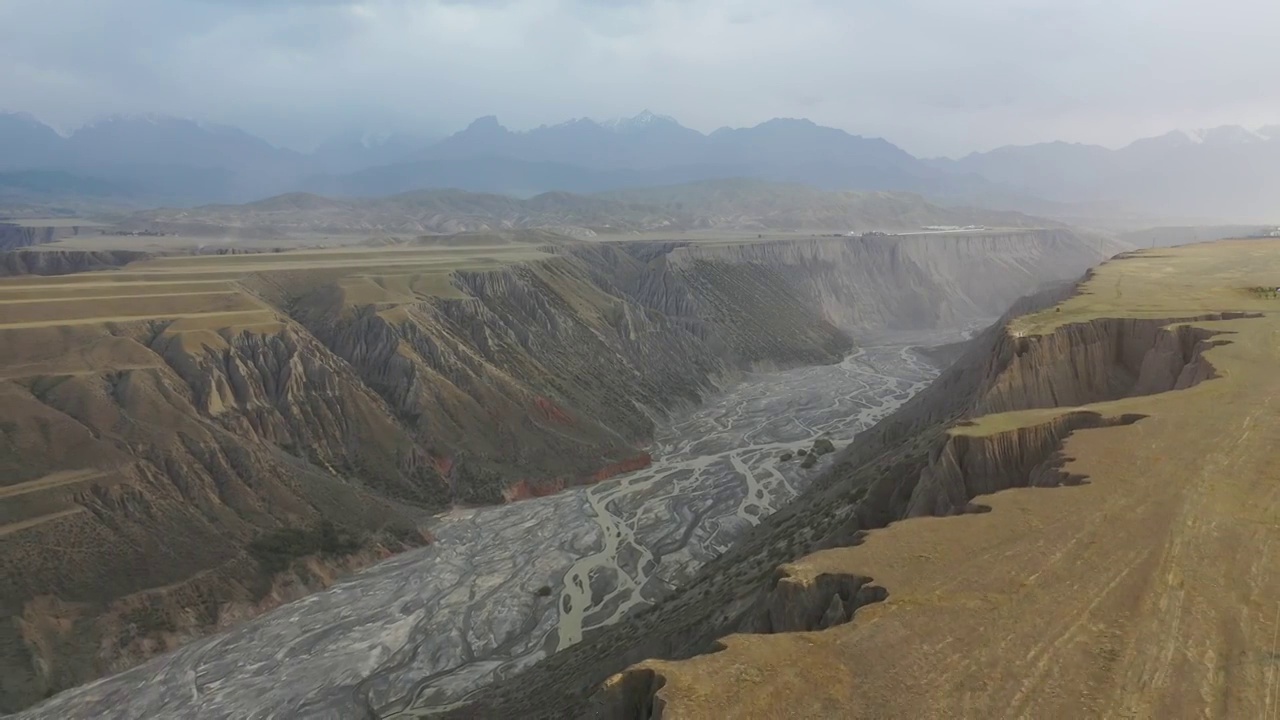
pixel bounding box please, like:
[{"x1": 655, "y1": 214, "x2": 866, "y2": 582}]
[{"x1": 249, "y1": 519, "x2": 363, "y2": 573}]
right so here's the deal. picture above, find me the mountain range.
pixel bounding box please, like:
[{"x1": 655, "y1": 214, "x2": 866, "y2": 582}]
[
  {"x1": 3, "y1": 110, "x2": 1279, "y2": 222},
  {"x1": 931, "y1": 126, "x2": 1280, "y2": 222}
]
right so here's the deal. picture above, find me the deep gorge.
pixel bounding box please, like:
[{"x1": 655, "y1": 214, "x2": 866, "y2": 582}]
[{"x1": 1, "y1": 229, "x2": 1115, "y2": 716}]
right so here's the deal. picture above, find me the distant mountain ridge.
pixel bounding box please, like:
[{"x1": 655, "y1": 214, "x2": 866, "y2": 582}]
[
  {"x1": 931, "y1": 124, "x2": 1280, "y2": 221},
  {"x1": 3, "y1": 110, "x2": 1278, "y2": 222},
  {"x1": 0, "y1": 110, "x2": 1007, "y2": 209}
]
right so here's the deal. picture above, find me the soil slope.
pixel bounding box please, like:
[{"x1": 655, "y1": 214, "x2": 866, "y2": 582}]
[
  {"x1": 601, "y1": 239, "x2": 1280, "y2": 719},
  {"x1": 0, "y1": 229, "x2": 1109, "y2": 712}
]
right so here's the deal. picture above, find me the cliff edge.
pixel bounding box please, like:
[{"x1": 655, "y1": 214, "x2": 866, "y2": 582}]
[{"x1": 599, "y1": 239, "x2": 1280, "y2": 719}]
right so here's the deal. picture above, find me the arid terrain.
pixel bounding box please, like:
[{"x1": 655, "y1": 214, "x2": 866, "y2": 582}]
[
  {"x1": 6, "y1": 3, "x2": 1279, "y2": 717},
  {"x1": 8, "y1": 333, "x2": 953, "y2": 719},
  {"x1": 0, "y1": 216, "x2": 1112, "y2": 714},
  {"x1": 490, "y1": 239, "x2": 1279, "y2": 720}
]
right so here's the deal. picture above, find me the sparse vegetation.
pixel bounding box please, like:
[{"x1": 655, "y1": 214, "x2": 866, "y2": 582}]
[
  {"x1": 248, "y1": 519, "x2": 363, "y2": 573},
  {"x1": 121, "y1": 605, "x2": 176, "y2": 635}
]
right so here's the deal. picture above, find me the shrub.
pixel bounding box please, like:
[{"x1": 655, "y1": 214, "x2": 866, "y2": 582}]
[{"x1": 249, "y1": 519, "x2": 363, "y2": 573}]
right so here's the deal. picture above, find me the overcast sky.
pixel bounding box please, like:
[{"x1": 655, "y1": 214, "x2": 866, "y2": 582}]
[{"x1": 2, "y1": 0, "x2": 1279, "y2": 157}]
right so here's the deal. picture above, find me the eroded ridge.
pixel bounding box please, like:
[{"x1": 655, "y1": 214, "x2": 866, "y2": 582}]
[
  {"x1": 591, "y1": 240, "x2": 1280, "y2": 720},
  {"x1": 2, "y1": 229, "x2": 1109, "y2": 716}
]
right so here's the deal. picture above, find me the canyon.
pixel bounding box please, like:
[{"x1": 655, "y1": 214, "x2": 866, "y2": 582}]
[
  {"x1": 0, "y1": 226, "x2": 1111, "y2": 714},
  {"x1": 463, "y1": 239, "x2": 1280, "y2": 720}
]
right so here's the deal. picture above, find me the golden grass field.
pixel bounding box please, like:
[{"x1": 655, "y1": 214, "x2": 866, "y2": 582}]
[
  {"x1": 639, "y1": 239, "x2": 1280, "y2": 719},
  {"x1": 0, "y1": 244, "x2": 550, "y2": 336}
]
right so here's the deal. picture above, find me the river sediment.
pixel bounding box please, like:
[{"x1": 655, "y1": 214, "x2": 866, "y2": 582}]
[{"x1": 14, "y1": 334, "x2": 955, "y2": 720}]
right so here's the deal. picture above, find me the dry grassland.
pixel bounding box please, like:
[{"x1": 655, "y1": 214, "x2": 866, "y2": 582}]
[{"x1": 642, "y1": 239, "x2": 1280, "y2": 720}]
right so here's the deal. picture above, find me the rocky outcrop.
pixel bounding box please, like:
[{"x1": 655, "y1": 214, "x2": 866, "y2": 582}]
[
  {"x1": 581, "y1": 668, "x2": 667, "y2": 720},
  {"x1": 898, "y1": 309, "x2": 1255, "y2": 514},
  {"x1": 743, "y1": 567, "x2": 888, "y2": 634},
  {"x1": 153, "y1": 325, "x2": 450, "y2": 505},
  {"x1": 905, "y1": 411, "x2": 1145, "y2": 517},
  {"x1": 973, "y1": 314, "x2": 1255, "y2": 414}
]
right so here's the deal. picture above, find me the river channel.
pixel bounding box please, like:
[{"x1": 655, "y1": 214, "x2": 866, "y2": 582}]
[{"x1": 18, "y1": 333, "x2": 955, "y2": 720}]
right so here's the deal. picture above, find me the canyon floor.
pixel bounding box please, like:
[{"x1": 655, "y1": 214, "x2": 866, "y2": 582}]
[
  {"x1": 0, "y1": 224, "x2": 1110, "y2": 714},
  {"x1": 635, "y1": 239, "x2": 1280, "y2": 719},
  {"x1": 9, "y1": 329, "x2": 957, "y2": 720}
]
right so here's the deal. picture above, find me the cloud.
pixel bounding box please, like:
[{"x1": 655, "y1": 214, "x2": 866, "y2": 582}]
[{"x1": 1, "y1": 0, "x2": 1278, "y2": 155}]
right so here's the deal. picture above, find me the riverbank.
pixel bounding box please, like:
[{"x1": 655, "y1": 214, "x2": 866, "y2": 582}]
[{"x1": 13, "y1": 335, "x2": 957, "y2": 720}]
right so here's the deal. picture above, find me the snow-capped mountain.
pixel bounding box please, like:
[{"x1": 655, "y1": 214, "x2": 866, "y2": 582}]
[{"x1": 597, "y1": 110, "x2": 681, "y2": 132}]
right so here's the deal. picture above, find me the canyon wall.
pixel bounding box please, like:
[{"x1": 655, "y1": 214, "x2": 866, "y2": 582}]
[
  {"x1": 0, "y1": 248, "x2": 148, "y2": 276},
  {"x1": 0, "y1": 225, "x2": 76, "y2": 253},
  {"x1": 442, "y1": 271, "x2": 1241, "y2": 720},
  {"x1": 668, "y1": 229, "x2": 1107, "y2": 333},
  {"x1": 0, "y1": 230, "x2": 1109, "y2": 711}
]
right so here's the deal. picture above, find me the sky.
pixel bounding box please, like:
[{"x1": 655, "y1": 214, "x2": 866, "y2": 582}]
[{"x1": 2, "y1": 0, "x2": 1279, "y2": 158}]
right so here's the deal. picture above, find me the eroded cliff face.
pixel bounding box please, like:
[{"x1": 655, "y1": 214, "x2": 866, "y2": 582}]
[
  {"x1": 568, "y1": 305, "x2": 1248, "y2": 720},
  {"x1": 0, "y1": 229, "x2": 1110, "y2": 712},
  {"x1": 0, "y1": 225, "x2": 57, "y2": 252},
  {"x1": 442, "y1": 275, "x2": 1251, "y2": 720},
  {"x1": 0, "y1": 224, "x2": 97, "y2": 253},
  {"x1": 972, "y1": 315, "x2": 1254, "y2": 415},
  {"x1": 668, "y1": 230, "x2": 1108, "y2": 333},
  {"x1": 903, "y1": 410, "x2": 1146, "y2": 517},
  {"x1": 895, "y1": 311, "x2": 1255, "y2": 517}
]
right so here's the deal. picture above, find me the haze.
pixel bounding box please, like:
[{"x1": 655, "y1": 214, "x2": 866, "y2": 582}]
[{"x1": 4, "y1": 0, "x2": 1280, "y2": 156}]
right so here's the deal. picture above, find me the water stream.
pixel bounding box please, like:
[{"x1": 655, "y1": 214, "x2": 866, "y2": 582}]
[{"x1": 18, "y1": 333, "x2": 958, "y2": 720}]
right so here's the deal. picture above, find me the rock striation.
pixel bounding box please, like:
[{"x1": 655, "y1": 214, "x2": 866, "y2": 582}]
[
  {"x1": 488, "y1": 242, "x2": 1280, "y2": 720},
  {"x1": 0, "y1": 229, "x2": 1111, "y2": 712},
  {"x1": 438, "y1": 262, "x2": 1257, "y2": 719},
  {"x1": 0, "y1": 223, "x2": 105, "y2": 253}
]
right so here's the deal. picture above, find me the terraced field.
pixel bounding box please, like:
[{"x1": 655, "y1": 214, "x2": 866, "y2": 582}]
[{"x1": 0, "y1": 244, "x2": 548, "y2": 334}]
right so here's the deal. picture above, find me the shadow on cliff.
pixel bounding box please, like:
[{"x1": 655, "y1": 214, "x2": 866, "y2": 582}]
[{"x1": 582, "y1": 307, "x2": 1265, "y2": 720}]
